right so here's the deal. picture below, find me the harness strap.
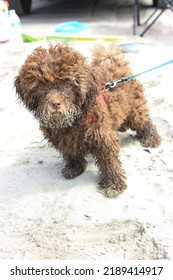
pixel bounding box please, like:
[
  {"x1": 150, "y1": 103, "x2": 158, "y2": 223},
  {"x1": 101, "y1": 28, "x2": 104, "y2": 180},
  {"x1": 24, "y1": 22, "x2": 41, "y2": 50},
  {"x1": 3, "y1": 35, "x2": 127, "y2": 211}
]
[
  {"x1": 81, "y1": 115, "x2": 95, "y2": 126},
  {"x1": 81, "y1": 86, "x2": 106, "y2": 126}
]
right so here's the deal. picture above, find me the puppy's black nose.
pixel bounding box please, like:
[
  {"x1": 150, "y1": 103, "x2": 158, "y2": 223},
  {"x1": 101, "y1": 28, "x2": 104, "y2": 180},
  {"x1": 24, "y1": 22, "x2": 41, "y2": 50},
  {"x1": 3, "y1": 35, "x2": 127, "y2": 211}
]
[{"x1": 50, "y1": 100, "x2": 61, "y2": 110}]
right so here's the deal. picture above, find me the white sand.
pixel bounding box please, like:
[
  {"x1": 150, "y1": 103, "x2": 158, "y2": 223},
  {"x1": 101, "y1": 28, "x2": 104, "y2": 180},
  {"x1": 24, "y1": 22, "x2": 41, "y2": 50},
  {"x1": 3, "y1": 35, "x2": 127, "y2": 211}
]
[{"x1": 0, "y1": 39, "x2": 173, "y2": 260}]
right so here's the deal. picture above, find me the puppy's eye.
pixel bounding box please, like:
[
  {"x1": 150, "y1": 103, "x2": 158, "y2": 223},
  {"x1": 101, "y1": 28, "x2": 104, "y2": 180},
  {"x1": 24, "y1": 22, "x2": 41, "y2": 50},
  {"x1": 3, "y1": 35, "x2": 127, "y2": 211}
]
[
  {"x1": 64, "y1": 82, "x2": 72, "y2": 88},
  {"x1": 38, "y1": 84, "x2": 45, "y2": 90}
]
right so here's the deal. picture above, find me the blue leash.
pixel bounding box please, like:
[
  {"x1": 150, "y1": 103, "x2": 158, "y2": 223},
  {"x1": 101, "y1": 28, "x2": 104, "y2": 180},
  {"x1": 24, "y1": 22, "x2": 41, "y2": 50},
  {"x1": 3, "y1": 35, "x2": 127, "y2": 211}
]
[{"x1": 106, "y1": 59, "x2": 173, "y2": 89}]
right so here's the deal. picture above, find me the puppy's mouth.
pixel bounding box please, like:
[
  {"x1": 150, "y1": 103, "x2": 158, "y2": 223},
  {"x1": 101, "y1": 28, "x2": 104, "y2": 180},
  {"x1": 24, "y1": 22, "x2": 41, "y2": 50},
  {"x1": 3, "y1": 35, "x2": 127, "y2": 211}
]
[{"x1": 39, "y1": 104, "x2": 82, "y2": 129}]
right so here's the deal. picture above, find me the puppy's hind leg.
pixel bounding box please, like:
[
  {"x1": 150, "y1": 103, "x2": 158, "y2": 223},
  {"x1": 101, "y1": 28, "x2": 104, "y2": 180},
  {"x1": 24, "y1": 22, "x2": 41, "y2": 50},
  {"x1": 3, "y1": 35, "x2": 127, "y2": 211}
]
[
  {"x1": 129, "y1": 103, "x2": 161, "y2": 148},
  {"x1": 136, "y1": 121, "x2": 161, "y2": 148}
]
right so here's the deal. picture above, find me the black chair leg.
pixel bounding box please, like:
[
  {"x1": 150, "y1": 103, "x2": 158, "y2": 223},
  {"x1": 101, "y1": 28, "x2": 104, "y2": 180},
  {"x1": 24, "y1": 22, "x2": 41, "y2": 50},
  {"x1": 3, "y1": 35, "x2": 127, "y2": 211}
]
[
  {"x1": 140, "y1": 8, "x2": 166, "y2": 36},
  {"x1": 133, "y1": 0, "x2": 141, "y2": 34},
  {"x1": 133, "y1": 0, "x2": 173, "y2": 36}
]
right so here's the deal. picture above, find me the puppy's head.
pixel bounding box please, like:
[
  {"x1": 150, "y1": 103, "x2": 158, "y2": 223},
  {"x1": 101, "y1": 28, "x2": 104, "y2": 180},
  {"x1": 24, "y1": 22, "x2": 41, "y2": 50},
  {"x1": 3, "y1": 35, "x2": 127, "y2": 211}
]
[{"x1": 15, "y1": 44, "x2": 98, "y2": 129}]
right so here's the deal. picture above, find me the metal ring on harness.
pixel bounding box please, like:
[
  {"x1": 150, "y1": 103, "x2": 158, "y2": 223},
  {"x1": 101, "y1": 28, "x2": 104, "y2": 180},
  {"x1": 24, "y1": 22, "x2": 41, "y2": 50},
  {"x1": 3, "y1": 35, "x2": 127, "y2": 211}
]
[
  {"x1": 105, "y1": 80, "x2": 120, "y2": 89},
  {"x1": 105, "y1": 78, "x2": 128, "y2": 89}
]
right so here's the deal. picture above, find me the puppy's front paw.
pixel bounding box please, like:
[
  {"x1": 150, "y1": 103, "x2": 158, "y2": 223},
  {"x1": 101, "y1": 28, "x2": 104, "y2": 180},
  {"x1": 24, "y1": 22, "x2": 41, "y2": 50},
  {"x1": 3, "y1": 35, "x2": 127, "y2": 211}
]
[
  {"x1": 62, "y1": 159, "x2": 87, "y2": 179},
  {"x1": 98, "y1": 177, "x2": 127, "y2": 197}
]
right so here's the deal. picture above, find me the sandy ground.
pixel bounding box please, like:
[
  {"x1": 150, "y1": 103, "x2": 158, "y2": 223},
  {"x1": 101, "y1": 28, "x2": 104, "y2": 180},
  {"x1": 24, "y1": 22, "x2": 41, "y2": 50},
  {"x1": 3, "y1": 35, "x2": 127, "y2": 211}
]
[{"x1": 0, "y1": 3, "x2": 173, "y2": 260}]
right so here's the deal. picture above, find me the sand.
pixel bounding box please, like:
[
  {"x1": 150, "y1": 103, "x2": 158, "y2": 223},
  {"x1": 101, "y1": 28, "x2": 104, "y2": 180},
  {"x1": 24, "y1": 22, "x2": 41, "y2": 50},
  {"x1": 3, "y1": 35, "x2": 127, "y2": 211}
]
[{"x1": 0, "y1": 38, "x2": 173, "y2": 260}]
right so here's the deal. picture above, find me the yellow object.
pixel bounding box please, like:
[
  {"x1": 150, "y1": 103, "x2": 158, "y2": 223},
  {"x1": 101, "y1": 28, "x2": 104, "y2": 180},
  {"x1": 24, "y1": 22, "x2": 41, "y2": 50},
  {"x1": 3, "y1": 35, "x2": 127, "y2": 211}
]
[{"x1": 22, "y1": 33, "x2": 125, "y2": 42}]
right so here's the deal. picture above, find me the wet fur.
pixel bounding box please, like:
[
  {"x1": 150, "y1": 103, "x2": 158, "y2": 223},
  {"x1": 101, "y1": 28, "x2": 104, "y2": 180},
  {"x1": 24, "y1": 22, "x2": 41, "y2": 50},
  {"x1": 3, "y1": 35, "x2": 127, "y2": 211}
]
[{"x1": 14, "y1": 44, "x2": 161, "y2": 197}]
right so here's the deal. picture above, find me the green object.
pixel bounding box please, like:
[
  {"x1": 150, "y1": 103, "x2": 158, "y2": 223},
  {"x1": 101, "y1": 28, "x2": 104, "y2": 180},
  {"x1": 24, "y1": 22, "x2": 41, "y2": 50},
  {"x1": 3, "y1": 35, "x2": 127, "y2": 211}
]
[{"x1": 22, "y1": 33, "x2": 125, "y2": 42}]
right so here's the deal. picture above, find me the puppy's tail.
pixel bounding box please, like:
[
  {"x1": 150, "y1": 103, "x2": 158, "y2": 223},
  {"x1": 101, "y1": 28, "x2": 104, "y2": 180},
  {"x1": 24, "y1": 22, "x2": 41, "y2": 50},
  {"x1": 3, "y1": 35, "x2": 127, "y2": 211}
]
[{"x1": 91, "y1": 44, "x2": 126, "y2": 66}]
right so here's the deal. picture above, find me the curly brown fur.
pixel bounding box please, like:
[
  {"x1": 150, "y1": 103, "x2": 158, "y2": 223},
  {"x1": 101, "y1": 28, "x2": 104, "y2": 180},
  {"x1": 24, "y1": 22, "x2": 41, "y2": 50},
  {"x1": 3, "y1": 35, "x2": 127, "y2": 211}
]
[{"x1": 14, "y1": 43, "x2": 161, "y2": 197}]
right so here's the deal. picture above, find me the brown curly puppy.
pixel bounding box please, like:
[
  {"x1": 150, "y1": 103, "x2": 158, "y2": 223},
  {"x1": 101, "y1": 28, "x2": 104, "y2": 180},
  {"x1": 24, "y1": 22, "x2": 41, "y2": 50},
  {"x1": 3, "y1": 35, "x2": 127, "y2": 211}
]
[{"x1": 14, "y1": 43, "x2": 161, "y2": 197}]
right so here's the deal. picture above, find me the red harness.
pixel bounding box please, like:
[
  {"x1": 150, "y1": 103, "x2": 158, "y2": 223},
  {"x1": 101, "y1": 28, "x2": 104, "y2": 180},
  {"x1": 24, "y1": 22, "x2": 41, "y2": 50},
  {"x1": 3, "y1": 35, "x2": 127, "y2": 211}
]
[{"x1": 81, "y1": 86, "x2": 106, "y2": 126}]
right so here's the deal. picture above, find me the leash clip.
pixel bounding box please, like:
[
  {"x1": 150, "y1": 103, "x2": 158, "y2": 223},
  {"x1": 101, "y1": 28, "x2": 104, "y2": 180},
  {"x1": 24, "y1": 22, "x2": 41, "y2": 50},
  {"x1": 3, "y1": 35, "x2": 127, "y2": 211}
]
[
  {"x1": 106, "y1": 80, "x2": 118, "y2": 89},
  {"x1": 105, "y1": 79, "x2": 123, "y2": 89}
]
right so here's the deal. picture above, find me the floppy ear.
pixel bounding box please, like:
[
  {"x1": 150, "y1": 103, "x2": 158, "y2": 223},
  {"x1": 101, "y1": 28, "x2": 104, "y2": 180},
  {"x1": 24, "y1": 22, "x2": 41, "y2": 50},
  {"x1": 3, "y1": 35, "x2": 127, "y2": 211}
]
[
  {"x1": 14, "y1": 74, "x2": 27, "y2": 106},
  {"x1": 14, "y1": 74, "x2": 37, "y2": 112},
  {"x1": 82, "y1": 73, "x2": 99, "y2": 111},
  {"x1": 14, "y1": 75, "x2": 22, "y2": 99}
]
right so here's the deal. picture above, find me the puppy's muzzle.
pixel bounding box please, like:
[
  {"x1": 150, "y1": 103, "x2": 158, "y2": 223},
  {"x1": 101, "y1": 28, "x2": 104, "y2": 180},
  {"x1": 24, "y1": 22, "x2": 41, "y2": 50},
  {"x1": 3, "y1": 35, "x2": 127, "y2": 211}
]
[
  {"x1": 48, "y1": 98, "x2": 61, "y2": 112},
  {"x1": 39, "y1": 93, "x2": 82, "y2": 129},
  {"x1": 46, "y1": 92, "x2": 66, "y2": 114}
]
